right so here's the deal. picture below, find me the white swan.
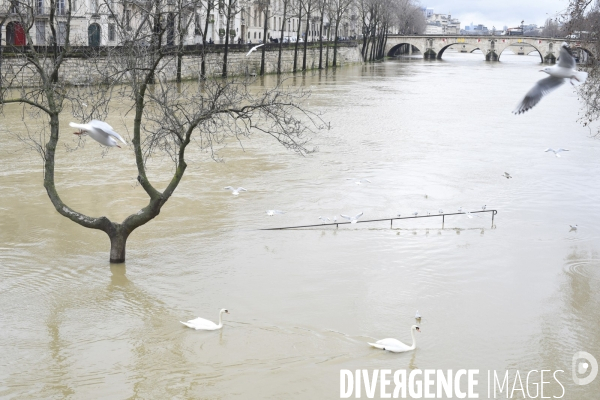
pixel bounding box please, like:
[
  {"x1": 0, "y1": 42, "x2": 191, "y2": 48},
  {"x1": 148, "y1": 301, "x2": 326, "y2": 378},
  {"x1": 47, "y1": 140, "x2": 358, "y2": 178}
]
[
  {"x1": 181, "y1": 309, "x2": 229, "y2": 330},
  {"x1": 224, "y1": 186, "x2": 247, "y2": 196},
  {"x1": 368, "y1": 325, "x2": 420, "y2": 353},
  {"x1": 70, "y1": 120, "x2": 127, "y2": 148}
]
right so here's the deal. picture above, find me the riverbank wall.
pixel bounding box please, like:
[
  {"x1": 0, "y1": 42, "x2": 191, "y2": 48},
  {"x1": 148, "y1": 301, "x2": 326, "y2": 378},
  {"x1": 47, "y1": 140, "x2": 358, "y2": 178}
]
[{"x1": 0, "y1": 42, "x2": 362, "y2": 86}]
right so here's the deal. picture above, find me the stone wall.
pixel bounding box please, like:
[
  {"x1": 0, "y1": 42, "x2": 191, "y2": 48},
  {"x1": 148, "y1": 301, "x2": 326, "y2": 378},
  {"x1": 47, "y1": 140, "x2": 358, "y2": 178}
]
[{"x1": 0, "y1": 43, "x2": 363, "y2": 86}]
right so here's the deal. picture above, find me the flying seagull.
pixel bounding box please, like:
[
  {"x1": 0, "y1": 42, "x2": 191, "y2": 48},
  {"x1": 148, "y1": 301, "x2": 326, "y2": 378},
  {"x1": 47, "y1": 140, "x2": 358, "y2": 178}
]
[
  {"x1": 502, "y1": 172, "x2": 512, "y2": 179},
  {"x1": 246, "y1": 43, "x2": 264, "y2": 56},
  {"x1": 266, "y1": 210, "x2": 285, "y2": 216},
  {"x1": 224, "y1": 186, "x2": 247, "y2": 196},
  {"x1": 341, "y1": 212, "x2": 363, "y2": 224},
  {"x1": 545, "y1": 148, "x2": 569, "y2": 157},
  {"x1": 70, "y1": 120, "x2": 127, "y2": 148},
  {"x1": 513, "y1": 43, "x2": 588, "y2": 114}
]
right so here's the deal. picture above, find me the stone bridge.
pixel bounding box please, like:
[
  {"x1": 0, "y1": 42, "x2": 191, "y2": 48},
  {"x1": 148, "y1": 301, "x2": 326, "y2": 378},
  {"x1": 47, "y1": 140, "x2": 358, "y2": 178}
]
[{"x1": 386, "y1": 35, "x2": 595, "y2": 63}]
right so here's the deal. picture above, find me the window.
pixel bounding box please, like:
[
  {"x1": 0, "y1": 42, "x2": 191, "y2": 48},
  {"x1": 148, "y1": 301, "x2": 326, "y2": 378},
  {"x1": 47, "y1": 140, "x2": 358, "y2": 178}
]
[
  {"x1": 258, "y1": 32, "x2": 261, "y2": 39},
  {"x1": 36, "y1": 20, "x2": 46, "y2": 44},
  {"x1": 36, "y1": 0, "x2": 44, "y2": 15},
  {"x1": 9, "y1": 0, "x2": 19, "y2": 13},
  {"x1": 56, "y1": 0, "x2": 65, "y2": 15},
  {"x1": 108, "y1": 23, "x2": 116, "y2": 41},
  {"x1": 58, "y1": 21, "x2": 67, "y2": 45},
  {"x1": 253, "y1": 32, "x2": 256, "y2": 39},
  {"x1": 194, "y1": 14, "x2": 201, "y2": 35}
]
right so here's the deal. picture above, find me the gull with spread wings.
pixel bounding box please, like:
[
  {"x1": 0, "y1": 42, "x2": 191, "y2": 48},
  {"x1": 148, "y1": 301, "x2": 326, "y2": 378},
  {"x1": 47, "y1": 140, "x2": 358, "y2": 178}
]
[
  {"x1": 513, "y1": 43, "x2": 587, "y2": 114},
  {"x1": 70, "y1": 120, "x2": 127, "y2": 148}
]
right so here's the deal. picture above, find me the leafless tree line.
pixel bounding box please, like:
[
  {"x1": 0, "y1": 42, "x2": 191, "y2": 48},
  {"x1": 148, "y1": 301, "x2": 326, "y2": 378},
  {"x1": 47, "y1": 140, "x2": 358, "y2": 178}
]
[{"x1": 358, "y1": 0, "x2": 425, "y2": 61}]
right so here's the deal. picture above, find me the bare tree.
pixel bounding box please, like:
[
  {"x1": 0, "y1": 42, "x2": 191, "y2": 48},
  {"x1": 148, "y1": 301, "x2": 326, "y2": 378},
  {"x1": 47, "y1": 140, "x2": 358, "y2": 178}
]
[
  {"x1": 192, "y1": 0, "x2": 217, "y2": 78},
  {"x1": 541, "y1": 18, "x2": 563, "y2": 38},
  {"x1": 292, "y1": 0, "x2": 304, "y2": 72},
  {"x1": 315, "y1": 0, "x2": 327, "y2": 68},
  {"x1": 395, "y1": 0, "x2": 425, "y2": 35},
  {"x1": 256, "y1": 0, "x2": 270, "y2": 75},
  {"x1": 566, "y1": 0, "x2": 600, "y2": 135},
  {"x1": 0, "y1": 0, "x2": 321, "y2": 263},
  {"x1": 222, "y1": 0, "x2": 240, "y2": 77},
  {"x1": 328, "y1": 0, "x2": 353, "y2": 66},
  {"x1": 300, "y1": 0, "x2": 313, "y2": 70},
  {"x1": 276, "y1": 0, "x2": 291, "y2": 73}
]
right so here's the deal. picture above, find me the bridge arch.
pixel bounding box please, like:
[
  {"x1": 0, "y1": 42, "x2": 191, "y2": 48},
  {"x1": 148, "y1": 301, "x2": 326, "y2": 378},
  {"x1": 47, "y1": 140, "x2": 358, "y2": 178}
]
[
  {"x1": 498, "y1": 44, "x2": 543, "y2": 62},
  {"x1": 436, "y1": 43, "x2": 484, "y2": 59},
  {"x1": 387, "y1": 42, "x2": 424, "y2": 57},
  {"x1": 573, "y1": 46, "x2": 595, "y2": 63}
]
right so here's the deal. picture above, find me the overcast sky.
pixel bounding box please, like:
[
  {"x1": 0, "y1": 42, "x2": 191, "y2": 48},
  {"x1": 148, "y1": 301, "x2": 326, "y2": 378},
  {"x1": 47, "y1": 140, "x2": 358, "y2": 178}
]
[{"x1": 424, "y1": 0, "x2": 570, "y2": 30}]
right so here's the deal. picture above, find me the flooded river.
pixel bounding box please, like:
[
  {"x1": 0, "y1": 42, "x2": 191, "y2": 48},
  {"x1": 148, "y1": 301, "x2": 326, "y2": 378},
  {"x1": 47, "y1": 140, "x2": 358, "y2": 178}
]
[{"x1": 1, "y1": 50, "x2": 600, "y2": 399}]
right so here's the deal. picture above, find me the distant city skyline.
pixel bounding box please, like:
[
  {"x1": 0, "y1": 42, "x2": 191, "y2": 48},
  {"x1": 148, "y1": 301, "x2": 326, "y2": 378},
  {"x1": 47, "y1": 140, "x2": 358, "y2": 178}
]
[{"x1": 424, "y1": 0, "x2": 569, "y2": 30}]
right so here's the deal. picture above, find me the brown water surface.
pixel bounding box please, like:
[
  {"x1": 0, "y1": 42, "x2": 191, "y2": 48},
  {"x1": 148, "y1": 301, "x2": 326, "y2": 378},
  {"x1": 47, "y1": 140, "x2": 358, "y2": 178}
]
[{"x1": 1, "y1": 51, "x2": 600, "y2": 399}]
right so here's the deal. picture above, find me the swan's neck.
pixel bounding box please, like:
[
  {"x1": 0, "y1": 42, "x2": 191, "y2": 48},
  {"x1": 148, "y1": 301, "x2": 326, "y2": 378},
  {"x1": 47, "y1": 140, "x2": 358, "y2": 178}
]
[
  {"x1": 409, "y1": 328, "x2": 417, "y2": 350},
  {"x1": 217, "y1": 311, "x2": 224, "y2": 327}
]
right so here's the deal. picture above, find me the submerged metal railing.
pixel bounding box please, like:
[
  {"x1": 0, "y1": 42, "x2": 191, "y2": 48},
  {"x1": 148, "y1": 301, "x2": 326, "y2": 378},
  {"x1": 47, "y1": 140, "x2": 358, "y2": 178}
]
[{"x1": 260, "y1": 209, "x2": 497, "y2": 230}]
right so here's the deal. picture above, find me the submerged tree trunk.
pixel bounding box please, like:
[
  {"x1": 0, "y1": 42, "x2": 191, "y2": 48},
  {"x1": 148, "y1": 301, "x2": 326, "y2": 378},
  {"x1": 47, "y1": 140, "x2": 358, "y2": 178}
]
[
  {"x1": 318, "y1": 9, "x2": 324, "y2": 68},
  {"x1": 332, "y1": 21, "x2": 340, "y2": 67},
  {"x1": 108, "y1": 225, "x2": 129, "y2": 263}
]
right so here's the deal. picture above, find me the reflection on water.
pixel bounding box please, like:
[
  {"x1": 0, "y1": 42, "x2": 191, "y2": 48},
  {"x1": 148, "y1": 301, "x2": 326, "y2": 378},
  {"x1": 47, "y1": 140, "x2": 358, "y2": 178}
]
[{"x1": 1, "y1": 51, "x2": 600, "y2": 398}]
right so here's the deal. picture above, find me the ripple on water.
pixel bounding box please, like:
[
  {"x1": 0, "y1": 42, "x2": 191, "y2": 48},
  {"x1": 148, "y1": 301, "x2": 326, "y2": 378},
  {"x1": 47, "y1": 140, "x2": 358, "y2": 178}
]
[{"x1": 564, "y1": 258, "x2": 600, "y2": 281}]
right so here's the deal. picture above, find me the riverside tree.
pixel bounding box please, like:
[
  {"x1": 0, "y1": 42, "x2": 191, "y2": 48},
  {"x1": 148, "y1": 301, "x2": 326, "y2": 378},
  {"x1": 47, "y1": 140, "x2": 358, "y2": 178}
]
[
  {"x1": 0, "y1": 0, "x2": 320, "y2": 263},
  {"x1": 565, "y1": 0, "x2": 600, "y2": 135}
]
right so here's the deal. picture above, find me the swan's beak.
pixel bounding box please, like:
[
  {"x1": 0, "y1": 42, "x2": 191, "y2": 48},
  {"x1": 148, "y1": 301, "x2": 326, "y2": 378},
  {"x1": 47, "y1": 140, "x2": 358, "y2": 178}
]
[{"x1": 416, "y1": 327, "x2": 421, "y2": 332}]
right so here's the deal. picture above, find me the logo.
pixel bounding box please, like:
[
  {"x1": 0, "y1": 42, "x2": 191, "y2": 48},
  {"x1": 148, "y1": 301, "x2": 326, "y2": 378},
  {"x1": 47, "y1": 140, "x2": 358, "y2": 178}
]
[{"x1": 572, "y1": 351, "x2": 598, "y2": 386}]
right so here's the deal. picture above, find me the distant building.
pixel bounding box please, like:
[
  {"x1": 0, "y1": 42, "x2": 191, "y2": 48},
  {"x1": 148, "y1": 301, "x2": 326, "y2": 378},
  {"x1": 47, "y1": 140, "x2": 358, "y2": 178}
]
[
  {"x1": 425, "y1": 13, "x2": 460, "y2": 35},
  {"x1": 460, "y1": 23, "x2": 489, "y2": 35}
]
